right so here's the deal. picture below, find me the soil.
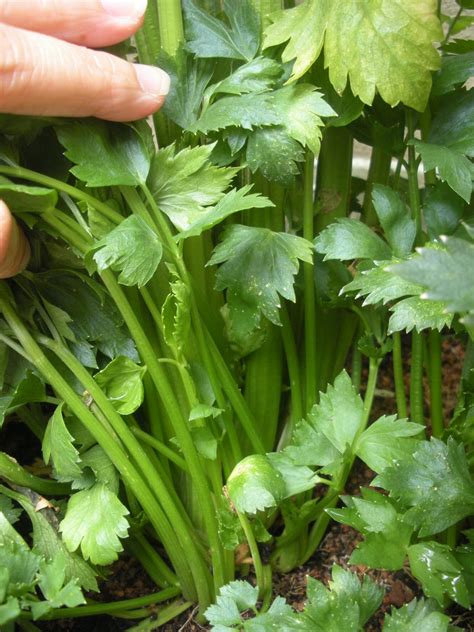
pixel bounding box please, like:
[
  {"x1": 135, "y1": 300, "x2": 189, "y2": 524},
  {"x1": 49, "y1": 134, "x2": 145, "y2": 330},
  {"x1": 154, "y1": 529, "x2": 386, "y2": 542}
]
[{"x1": 11, "y1": 334, "x2": 474, "y2": 630}]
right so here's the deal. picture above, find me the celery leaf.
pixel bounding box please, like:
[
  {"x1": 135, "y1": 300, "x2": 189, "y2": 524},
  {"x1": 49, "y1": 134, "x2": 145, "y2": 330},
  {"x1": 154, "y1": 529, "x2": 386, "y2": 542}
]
[
  {"x1": 264, "y1": 0, "x2": 441, "y2": 111},
  {"x1": 375, "y1": 437, "x2": 474, "y2": 536},
  {"x1": 60, "y1": 483, "x2": 129, "y2": 566},
  {"x1": 210, "y1": 225, "x2": 312, "y2": 326},
  {"x1": 87, "y1": 216, "x2": 162, "y2": 288}
]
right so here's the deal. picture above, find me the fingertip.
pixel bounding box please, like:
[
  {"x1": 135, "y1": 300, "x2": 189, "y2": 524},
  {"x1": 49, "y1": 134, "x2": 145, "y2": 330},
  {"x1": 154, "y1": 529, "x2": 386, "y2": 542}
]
[
  {"x1": 134, "y1": 64, "x2": 170, "y2": 97},
  {"x1": 0, "y1": 200, "x2": 30, "y2": 278}
]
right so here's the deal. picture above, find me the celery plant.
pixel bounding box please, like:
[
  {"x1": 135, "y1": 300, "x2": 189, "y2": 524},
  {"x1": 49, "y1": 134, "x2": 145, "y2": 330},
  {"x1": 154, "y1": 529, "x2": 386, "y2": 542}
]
[{"x1": 0, "y1": 0, "x2": 472, "y2": 628}]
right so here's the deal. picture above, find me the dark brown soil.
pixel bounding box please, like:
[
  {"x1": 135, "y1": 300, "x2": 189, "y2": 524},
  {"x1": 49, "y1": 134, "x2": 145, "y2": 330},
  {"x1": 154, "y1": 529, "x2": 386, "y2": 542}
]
[{"x1": 19, "y1": 335, "x2": 474, "y2": 630}]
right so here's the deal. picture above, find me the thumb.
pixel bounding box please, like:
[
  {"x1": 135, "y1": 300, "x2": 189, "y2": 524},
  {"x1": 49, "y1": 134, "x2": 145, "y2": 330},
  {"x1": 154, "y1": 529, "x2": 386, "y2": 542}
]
[{"x1": 0, "y1": 201, "x2": 30, "y2": 278}]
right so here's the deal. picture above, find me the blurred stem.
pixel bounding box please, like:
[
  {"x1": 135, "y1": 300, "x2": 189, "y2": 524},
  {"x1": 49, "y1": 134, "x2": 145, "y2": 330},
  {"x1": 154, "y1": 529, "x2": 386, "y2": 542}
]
[
  {"x1": 393, "y1": 332, "x2": 408, "y2": 419},
  {"x1": 237, "y1": 511, "x2": 269, "y2": 602},
  {"x1": 428, "y1": 330, "x2": 444, "y2": 436},
  {"x1": 303, "y1": 151, "x2": 317, "y2": 412},
  {"x1": 363, "y1": 146, "x2": 392, "y2": 226},
  {"x1": 156, "y1": 0, "x2": 184, "y2": 56},
  {"x1": 315, "y1": 127, "x2": 353, "y2": 232},
  {"x1": 410, "y1": 331, "x2": 425, "y2": 425},
  {"x1": 406, "y1": 110, "x2": 423, "y2": 245},
  {"x1": 279, "y1": 303, "x2": 303, "y2": 447},
  {"x1": 351, "y1": 345, "x2": 362, "y2": 391},
  {"x1": 34, "y1": 588, "x2": 181, "y2": 620}
]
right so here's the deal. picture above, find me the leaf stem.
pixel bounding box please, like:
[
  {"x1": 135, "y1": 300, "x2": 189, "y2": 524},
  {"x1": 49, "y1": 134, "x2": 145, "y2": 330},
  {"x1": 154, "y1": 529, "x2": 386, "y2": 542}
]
[
  {"x1": 156, "y1": 0, "x2": 184, "y2": 57},
  {"x1": 131, "y1": 426, "x2": 189, "y2": 472},
  {"x1": 410, "y1": 331, "x2": 425, "y2": 425},
  {"x1": 0, "y1": 451, "x2": 70, "y2": 496},
  {"x1": 99, "y1": 271, "x2": 225, "y2": 597},
  {"x1": 303, "y1": 151, "x2": 316, "y2": 412},
  {"x1": 405, "y1": 110, "x2": 423, "y2": 245},
  {"x1": 0, "y1": 166, "x2": 122, "y2": 224},
  {"x1": 34, "y1": 588, "x2": 181, "y2": 620},
  {"x1": 0, "y1": 290, "x2": 198, "y2": 602},
  {"x1": 428, "y1": 329, "x2": 444, "y2": 436},
  {"x1": 237, "y1": 511, "x2": 268, "y2": 601},
  {"x1": 278, "y1": 303, "x2": 303, "y2": 447},
  {"x1": 392, "y1": 332, "x2": 408, "y2": 419}
]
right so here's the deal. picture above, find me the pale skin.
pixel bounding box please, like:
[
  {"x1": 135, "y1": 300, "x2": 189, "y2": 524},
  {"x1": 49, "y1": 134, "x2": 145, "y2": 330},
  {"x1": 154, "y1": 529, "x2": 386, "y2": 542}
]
[{"x1": 0, "y1": 0, "x2": 170, "y2": 278}]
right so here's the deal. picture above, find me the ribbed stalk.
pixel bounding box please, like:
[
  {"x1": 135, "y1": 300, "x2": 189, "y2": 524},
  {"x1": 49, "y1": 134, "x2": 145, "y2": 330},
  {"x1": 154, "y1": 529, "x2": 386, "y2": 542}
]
[
  {"x1": 363, "y1": 146, "x2": 392, "y2": 226},
  {"x1": 0, "y1": 289, "x2": 199, "y2": 602},
  {"x1": 393, "y1": 332, "x2": 408, "y2": 419},
  {"x1": 303, "y1": 152, "x2": 317, "y2": 412},
  {"x1": 428, "y1": 330, "x2": 444, "y2": 436},
  {"x1": 315, "y1": 127, "x2": 353, "y2": 232}
]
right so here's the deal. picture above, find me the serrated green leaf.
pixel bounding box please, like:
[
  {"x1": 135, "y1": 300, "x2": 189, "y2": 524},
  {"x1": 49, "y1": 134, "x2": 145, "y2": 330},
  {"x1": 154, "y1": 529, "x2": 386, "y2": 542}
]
[
  {"x1": 433, "y1": 52, "x2": 474, "y2": 95},
  {"x1": 87, "y1": 216, "x2": 162, "y2": 288},
  {"x1": 42, "y1": 299, "x2": 76, "y2": 342},
  {"x1": 244, "y1": 596, "x2": 296, "y2": 631},
  {"x1": 412, "y1": 141, "x2": 472, "y2": 202},
  {"x1": 60, "y1": 483, "x2": 129, "y2": 566},
  {"x1": 263, "y1": 0, "x2": 329, "y2": 82},
  {"x1": 205, "y1": 580, "x2": 258, "y2": 628},
  {"x1": 264, "y1": 0, "x2": 441, "y2": 110},
  {"x1": 183, "y1": 0, "x2": 260, "y2": 62},
  {"x1": 94, "y1": 356, "x2": 146, "y2": 415},
  {"x1": 375, "y1": 437, "x2": 474, "y2": 536},
  {"x1": 0, "y1": 497, "x2": 21, "y2": 525},
  {"x1": 159, "y1": 49, "x2": 214, "y2": 129},
  {"x1": 34, "y1": 272, "x2": 138, "y2": 361},
  {"x1": 56, "y1": 121, "x2": 150, "y2": 187},
  {"x1": 177, "y1": 186, "x2": 274, "y2": 240},
  {"x1": 0, "y1": 540, "x2": 39, "y2": 594},
  {"x1": 267, "y1": 452, "x2": 320, "y2": 497},
  {"x1": 371, "y1": 185, "x2": 416, "y2": 257},
  {"x1": 329, "y1": 491, "x2": 414, "y2": 570},
  {"x1": 15, "y1": 491, "x2": 98, "y2": 593},
  {"x1": 424, "y1": 182, "x2": 465, "y2": 239},
  {"x1": 313, "y1": 371, "x2": 364, "y2": 455},
  {"x1": 354, "y1": 415, "x2": 424, "y2": 473},
  {"x1": 209, "y1": 57, "x2": 283, "y2": 97},
  {"x1": 429, "y1": 89, "x2": 474, "y2": 157},
  {"x1": 32, "y1": 553, "x2": 85, "y2": 619},
  {"x1": 42, "y1": 404, "x2": 82, "y2": 483},
  {"x1": 191, "y1": 426, "x2": 218, "y2": 461},
  {"x1": 161, "y1": 278, "x2": 191, "y2": 354},
  {"x1": 304, "y1": 565, "x2": 383, "y2": 630},
  {"x1": 315, "y1": 218, "x2": 392, "y2": 262},
  {"x1": 272, "y1": 84, "x2": 335, "y2": 154},
  {"x1": 147, "y1": 144, "x2": 238, "y2": 231},
  {"x1": 388, "y1": 296, "x2": 452, "y2": 334},
  {"x1": 0, "y1": 370, "x2": 45, "y2": 426},
  {"x1": 390, "y1": 237, "x2": 474, "y2": 317},
  {"x1": 329, "y1": 564, "x2": 384, "y2": 626},
  {"x1": 73, "y1": 445, "x2": 119, "y2": 494},
  {"x1": 383, "y1": 598, "x2": 451, "y2": 631},
  {"x1": 408, "y1": 542, "x2": 470, "y2": 608},
  {"x1": 0, "y1": 596, "x2": 20, "y2": 626},
  {"x1": 191, "y1": 92, "x2": 281, "y2": 134},
  {"x1": 246, "y1": 127, "x2": 304, "y2": 185},
  {"x1": 0, "y1": 183, "x2": 57, "y2": 213},
  {"x1": 210, "y1": 225, "x2": 312, "y2": 326},
  {"x1": 343, "y1": 264, "x2": 423, "y2": 306}
]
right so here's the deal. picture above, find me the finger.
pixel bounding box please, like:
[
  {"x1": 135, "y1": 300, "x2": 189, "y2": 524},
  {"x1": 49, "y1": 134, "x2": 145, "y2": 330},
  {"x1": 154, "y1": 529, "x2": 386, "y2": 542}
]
[
  {"x1": 0, "y1": 24, "x2": 170, "y2": 121},
  {"x1": 0, "y1": 0, "x2": 146, "y2": 48},
  {"x1": 0, "y1": 201, "x2": 30, "y2": 279}
]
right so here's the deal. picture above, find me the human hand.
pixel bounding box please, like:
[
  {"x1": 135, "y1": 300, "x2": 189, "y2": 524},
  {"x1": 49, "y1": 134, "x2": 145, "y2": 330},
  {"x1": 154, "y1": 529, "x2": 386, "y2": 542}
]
[{"x1": 0, "y1": 0, "x2": 170, "y2": 277}]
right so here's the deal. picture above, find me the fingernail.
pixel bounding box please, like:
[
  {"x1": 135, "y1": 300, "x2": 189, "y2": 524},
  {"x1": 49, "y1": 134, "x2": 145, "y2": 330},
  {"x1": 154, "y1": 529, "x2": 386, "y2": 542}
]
[
  {"x1": 100, "y1": 0, "x2": 147, "y2": 19},
  {"x1": 135, "y1": 64, "x2": 170, "y2": 97}
]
